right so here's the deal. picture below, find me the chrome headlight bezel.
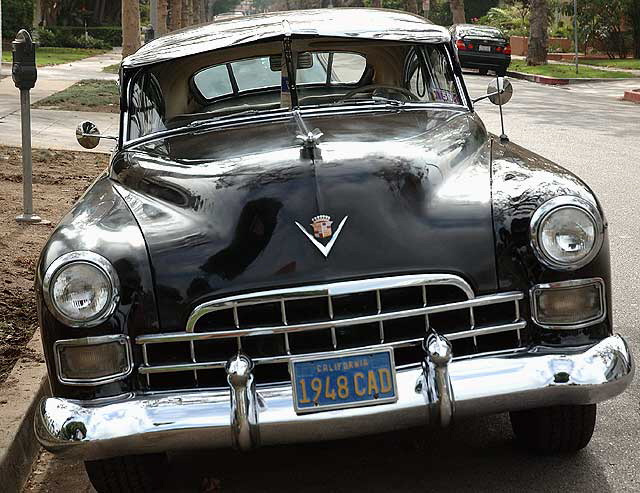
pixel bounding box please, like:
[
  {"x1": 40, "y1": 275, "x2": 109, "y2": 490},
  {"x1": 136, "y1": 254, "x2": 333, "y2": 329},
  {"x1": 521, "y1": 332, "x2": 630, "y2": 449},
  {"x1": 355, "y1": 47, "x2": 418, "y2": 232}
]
[
  {"x1": 42, "y1": 251, "x2": 120, "y2": 328},
  {"x1": 530, "y1": 196, "x2": 604, "y2": 271}
]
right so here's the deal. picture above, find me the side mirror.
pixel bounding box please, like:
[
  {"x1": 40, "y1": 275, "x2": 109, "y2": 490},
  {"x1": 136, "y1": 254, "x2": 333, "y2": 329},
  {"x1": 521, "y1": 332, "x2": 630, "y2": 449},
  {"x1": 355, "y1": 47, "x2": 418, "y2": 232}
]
[
  {"x1": 487, "y1": 77, "x2": 513, "y2": 105},
  {"x1": 76, "y1": 121, "x2": 101, "y2": 149},
  {"x1": 75, "y1": 121, "x2": 117, "y2": 149}
]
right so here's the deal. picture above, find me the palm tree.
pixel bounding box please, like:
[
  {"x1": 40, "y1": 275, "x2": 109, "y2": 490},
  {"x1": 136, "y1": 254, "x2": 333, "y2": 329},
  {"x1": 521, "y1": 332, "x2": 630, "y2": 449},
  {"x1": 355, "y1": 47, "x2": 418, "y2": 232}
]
[
  {"x1": 450, "y1": 0, "x2": 465, "y2": 24},
  {"x1": 122, "y1": 0, "x2": 141, "y2": 57},
  {"x1": 527, "y1": 0, "x2": 548, "y2": 65}
]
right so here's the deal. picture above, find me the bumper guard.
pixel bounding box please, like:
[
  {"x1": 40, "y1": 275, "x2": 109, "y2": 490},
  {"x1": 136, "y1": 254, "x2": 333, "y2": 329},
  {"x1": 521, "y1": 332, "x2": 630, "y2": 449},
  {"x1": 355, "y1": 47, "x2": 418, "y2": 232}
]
[{"x1": 35, "y1": 334, "x2": 633, "y2": 460}]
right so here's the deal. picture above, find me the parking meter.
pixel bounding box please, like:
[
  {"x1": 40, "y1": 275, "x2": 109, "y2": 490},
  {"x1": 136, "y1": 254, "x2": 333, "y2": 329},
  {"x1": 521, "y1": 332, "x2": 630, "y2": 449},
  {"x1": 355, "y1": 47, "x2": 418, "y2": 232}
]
[
  {"x1": 12, "y1": 29, "x2": 37, "y2": 90},
  {"x1": 12, "y1": 29, "x2": 46, "y2": 224}
]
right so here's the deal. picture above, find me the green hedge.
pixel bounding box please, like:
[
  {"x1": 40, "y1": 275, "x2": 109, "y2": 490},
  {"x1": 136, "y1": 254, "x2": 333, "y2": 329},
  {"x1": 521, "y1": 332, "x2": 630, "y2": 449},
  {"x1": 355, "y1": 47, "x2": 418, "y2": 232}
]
[{"x1": 39, "y1": 26, "x2": 122, "y2": 48}]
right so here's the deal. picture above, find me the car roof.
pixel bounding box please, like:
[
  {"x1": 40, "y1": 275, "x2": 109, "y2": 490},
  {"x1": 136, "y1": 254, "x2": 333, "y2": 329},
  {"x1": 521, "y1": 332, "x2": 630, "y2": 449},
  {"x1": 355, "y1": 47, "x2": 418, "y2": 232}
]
[
  {"x1": 123, "y1": 8, "x2": 450, "y2": 69},
  {"x1": 453, "y1": 24, "x2": 505, "y2": 37}
]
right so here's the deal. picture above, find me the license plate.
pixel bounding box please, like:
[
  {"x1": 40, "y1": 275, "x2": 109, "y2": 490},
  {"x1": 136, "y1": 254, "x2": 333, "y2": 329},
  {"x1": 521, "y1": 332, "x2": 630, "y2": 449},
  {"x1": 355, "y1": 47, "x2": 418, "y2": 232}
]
[
  {"x1": 290, "y1": 348, "x2": 398, "y2": 414},
  {"x1": 479, "y1": 45, "x2": 491, "y2": 52}
]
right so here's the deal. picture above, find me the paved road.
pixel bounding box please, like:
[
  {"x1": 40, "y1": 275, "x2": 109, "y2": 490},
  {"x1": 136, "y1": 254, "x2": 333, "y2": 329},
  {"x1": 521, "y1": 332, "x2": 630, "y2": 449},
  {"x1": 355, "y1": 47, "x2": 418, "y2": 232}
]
[{"x1": 24, "y1": 74, "x2": 640, "y2": 492}]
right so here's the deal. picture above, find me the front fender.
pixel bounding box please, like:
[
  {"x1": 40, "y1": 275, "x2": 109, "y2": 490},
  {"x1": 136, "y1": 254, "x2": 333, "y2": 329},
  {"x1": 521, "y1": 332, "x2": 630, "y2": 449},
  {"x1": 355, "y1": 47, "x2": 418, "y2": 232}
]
[
  {"x1": 36, "y1": 174, "x2": 158, "y2": 400},
  {"x1": 490, "y1": 137, "x2": 611, "y2": 347}
]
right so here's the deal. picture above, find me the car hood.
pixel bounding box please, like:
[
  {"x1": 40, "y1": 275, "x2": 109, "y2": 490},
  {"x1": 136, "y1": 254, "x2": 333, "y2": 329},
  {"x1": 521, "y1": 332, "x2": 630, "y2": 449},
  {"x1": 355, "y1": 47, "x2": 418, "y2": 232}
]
[{"x1": 112, "y1": 108, "x2": 497, "y2": 330}]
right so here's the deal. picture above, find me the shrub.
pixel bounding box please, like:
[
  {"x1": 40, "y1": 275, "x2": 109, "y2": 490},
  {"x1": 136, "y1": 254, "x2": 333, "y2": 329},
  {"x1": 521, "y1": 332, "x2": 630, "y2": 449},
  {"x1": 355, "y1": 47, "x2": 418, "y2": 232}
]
[{"x1": 34, "y1": 27, "x2": 112, "y2": 49}]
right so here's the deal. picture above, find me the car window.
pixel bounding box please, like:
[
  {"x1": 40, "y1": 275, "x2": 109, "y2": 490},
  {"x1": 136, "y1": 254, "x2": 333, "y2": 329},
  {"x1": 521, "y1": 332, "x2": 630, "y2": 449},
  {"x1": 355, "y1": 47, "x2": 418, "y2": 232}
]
[
  {"x1": 129, "y1": 72, "x2": 166, "y2": 140},
  {"x1": 193, "y1": 52, "x2": 366, "y2": 101},
  {"x1": 406, "y1": 46, "x2": 461, "y2": 105}
]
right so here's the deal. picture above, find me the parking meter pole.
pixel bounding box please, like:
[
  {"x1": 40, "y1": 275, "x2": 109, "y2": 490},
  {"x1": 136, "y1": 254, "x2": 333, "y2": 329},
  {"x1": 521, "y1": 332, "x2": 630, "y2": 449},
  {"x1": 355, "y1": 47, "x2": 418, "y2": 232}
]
[
  {"x1": 18, "y1": 89, "x2": 35, "y2": 217},
  {"x1": 13, "y1": 29, "x2": 47, "y2": 224}
]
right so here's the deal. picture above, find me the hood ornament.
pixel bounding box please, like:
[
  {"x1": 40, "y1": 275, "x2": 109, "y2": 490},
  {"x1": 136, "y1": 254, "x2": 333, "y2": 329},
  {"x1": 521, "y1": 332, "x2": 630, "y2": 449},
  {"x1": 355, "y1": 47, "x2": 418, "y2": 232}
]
[{"x1": 295, "y1": 215, "x2": 348, "y2": 258}]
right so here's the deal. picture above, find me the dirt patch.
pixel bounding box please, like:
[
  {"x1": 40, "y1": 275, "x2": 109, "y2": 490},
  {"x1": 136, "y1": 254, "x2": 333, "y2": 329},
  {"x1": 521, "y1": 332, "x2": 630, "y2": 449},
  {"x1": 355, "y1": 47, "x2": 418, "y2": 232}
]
[{"x1": 0, "y1": 145, "x2": 108, "y2": 385}]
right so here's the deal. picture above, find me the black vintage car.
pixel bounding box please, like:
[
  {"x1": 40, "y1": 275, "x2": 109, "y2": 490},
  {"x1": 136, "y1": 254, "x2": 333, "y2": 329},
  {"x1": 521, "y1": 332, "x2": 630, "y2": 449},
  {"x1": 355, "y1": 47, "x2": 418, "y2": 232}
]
[
  {"x1": 451, "y1": 23, "x2": 512, "y2": 75},
  {"x1": 34, "y1": 9, "x2": 632, "y2": 493}
]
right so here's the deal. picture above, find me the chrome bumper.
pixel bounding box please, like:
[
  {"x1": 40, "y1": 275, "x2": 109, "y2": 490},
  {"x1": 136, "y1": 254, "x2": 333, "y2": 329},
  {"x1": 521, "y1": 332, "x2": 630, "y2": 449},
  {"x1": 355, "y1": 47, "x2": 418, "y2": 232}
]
[{"x1": 35, "y1": 335, "x2": 634, "y2": 460}]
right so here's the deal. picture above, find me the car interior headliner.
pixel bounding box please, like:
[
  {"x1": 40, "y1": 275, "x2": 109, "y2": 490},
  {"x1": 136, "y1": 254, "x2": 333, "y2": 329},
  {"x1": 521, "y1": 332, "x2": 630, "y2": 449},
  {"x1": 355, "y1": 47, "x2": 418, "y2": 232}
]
[{"x1": 122, "y1": 8, "x2": 451, "y2": 69}]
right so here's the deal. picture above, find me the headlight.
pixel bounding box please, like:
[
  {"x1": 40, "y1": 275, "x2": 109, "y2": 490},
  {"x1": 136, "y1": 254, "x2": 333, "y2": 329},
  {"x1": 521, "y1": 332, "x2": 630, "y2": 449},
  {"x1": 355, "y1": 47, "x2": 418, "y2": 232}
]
[
  {"x1": 43, "y1": 251, "x2": 119, "y2": 327},
  {"x1": 530, "y1": 196, "x2": 604, "y2": 270}
]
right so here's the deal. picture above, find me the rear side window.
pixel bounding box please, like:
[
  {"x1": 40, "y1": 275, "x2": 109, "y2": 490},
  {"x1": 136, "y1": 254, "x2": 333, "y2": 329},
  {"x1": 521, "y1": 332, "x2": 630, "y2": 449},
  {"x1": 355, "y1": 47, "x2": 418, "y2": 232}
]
[{"x1": 193, "y1": 64, "x2": 234, "y2": 99}]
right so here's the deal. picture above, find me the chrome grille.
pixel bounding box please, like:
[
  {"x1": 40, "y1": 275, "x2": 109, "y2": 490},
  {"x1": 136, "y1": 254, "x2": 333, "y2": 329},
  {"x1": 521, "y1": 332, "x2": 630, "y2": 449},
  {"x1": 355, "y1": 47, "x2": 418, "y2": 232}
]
[{"x1": 137, "y1": 274, "x2": 526, "y2": 391}]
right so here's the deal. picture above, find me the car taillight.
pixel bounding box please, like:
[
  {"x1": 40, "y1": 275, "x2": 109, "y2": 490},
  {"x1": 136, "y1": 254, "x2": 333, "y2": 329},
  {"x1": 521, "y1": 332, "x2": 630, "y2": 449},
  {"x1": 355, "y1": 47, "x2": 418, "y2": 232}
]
[
  {"x1": 496, "y1": 46, "x2": 503, "y2": 53},
  {"x1": 504, "y1": 44, "x2": 511, "y2": 55},
  {"x1": 456, "y1": 39, "x2": 467, "y2": 50},
  {"x1": 468, "y1": 43, "x2": 474, "y2": 50}
]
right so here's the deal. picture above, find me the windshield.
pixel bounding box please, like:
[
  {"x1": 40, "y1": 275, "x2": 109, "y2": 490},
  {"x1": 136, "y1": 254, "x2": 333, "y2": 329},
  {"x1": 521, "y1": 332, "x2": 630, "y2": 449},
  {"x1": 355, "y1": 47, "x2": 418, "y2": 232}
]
[{"x1": 127, "y1": 39, "x2": 463, "y2": 140}]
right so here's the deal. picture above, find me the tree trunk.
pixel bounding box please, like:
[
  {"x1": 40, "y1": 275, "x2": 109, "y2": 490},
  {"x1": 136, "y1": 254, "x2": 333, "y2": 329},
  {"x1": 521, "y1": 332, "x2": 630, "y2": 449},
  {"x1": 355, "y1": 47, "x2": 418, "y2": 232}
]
[
  {"x1": 627, "y1": 0, "x2": 640, "y2": 59},
  {"x1": 405, "y1": 1, "x2": 418, "y2": 14},
  {"x1": 157, "y1": 0, "x2": 169, "y2": 35},
  {"x1": 422, "y1": 0, "x2": 430, "y2": 19},
  {"x1": 34, "y1": 0, "x2": 42, "y2": 27},
  {"x1": 122, "y1": 0, "x2": 141, "y2": 57},
  {"x1": 527, "y1": 0, "x2": 548, "y2": 65},
  {"x1": 170, "y1": 0, "x2": 182, "y2": 30},
  {"x1": 450, "y1": 0, "x2": 465, "y2": 24},
  {"x1": 181, "y1": 0, "x2": 191, "y2": 28}
]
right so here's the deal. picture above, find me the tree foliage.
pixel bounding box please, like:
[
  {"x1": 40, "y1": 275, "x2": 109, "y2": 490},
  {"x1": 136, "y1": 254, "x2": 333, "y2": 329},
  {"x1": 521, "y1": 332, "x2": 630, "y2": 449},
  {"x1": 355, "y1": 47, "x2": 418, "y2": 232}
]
[
  {"x1": 573, "y1": 0, "x2": 630, "y2": 58},
  {"x1": 2, "y1": 0, "x2": 34, "y2": 38}
]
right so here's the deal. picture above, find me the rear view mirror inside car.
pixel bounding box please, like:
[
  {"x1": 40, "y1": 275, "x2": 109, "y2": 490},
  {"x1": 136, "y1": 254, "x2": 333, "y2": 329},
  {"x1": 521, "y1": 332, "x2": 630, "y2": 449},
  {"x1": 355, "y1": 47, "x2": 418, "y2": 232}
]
[{"x1": 269, "y1": 52, "x2": 314, "y2": 71}]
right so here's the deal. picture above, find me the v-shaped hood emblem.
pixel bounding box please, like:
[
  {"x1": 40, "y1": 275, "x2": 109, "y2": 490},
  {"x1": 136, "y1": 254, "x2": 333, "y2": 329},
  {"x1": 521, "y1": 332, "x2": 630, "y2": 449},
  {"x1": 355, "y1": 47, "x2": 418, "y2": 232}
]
[{"x1": 295, "y1": 216, "x2": 348, "y2": 258}]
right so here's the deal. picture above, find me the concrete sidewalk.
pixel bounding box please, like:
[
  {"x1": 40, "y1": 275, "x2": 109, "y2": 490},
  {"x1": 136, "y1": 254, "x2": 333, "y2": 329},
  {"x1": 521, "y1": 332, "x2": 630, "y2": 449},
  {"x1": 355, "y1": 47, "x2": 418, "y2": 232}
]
[
  {"x1": 0, "y1": 49, "x2": 121, "y2": 153},
  {"x1": 0, "y1": 108, "x2": 118, "y2": 153}
]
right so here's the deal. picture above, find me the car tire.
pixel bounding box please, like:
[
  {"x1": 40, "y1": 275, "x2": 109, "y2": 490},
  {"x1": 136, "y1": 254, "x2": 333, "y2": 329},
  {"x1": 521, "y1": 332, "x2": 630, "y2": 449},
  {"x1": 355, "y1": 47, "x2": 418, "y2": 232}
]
[
  {"x1": 84, "y1": 453, "x2": 168, "y2": 493},
  {"x1": 510, "y1": 404, "x2": 597, "y2": 454},
  {"x1": 478, "y1": 68, "x2": 489, "y2": 75}
]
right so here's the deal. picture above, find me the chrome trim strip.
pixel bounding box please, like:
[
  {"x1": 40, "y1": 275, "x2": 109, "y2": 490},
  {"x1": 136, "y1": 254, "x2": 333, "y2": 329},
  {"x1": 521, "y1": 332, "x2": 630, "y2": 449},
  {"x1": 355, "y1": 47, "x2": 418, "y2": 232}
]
[
  {"x1": 530, "y1": 278, "x2": 606, "y2": 330},
  {"x1": 54, "y1": 334, "x2": 133, "y2": 386},
  {"x1": 184, "y1": 274, "x2": 476, "y2": 331},
  {"x1": 137, "y1": 321, "x2": 526, "y2": 375},
  {"x1": 530, "y1": 196, "x2": 605, "y2": 271},
  {"x1": 42, "y1": 251, "x2": 120, "y2": 328},
  {"x1": 140, "y1": 292, "x2": 523, "y2": 345},
  {"x1": 35, "y1": 335, "x2": 634, "y2": 460}
]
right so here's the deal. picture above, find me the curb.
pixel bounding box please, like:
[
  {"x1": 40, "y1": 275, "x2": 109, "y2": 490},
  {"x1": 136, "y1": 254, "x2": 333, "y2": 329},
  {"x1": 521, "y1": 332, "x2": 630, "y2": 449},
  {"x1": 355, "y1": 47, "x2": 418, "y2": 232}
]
[
  {"x1": 623, "y1": 89, "x2": 640, "y2": 103},
  {"x1": 506, "y1": 70, "x2": 640, "y2": 85},
  {"x1": 0, "y1": 330, "x2": 49, "y2": 493}
]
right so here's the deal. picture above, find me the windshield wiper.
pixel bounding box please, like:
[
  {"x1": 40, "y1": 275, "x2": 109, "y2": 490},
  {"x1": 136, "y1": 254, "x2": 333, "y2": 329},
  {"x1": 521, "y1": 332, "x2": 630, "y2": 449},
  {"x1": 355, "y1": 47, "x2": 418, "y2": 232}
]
[{"x1": 333, "y1": 97, "x2": 405, "y2": 107}]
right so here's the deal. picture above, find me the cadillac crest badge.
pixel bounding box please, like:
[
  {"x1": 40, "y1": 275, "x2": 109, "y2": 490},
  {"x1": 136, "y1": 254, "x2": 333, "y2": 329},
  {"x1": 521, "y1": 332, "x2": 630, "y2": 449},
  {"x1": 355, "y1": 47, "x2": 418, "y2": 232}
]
[
  {"x1": 311, "y1": 215, "x2": 333, "y2": 239},
  {"x1": 295, "y1": 214, "x2": 348, "y2": 258}
]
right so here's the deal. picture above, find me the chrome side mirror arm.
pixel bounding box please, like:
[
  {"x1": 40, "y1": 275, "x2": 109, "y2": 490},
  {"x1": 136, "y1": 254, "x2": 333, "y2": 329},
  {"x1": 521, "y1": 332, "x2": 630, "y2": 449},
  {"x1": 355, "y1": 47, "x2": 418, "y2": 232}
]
[{"x1": 75, "y1": 121, "x2": 118, "y2": 149}]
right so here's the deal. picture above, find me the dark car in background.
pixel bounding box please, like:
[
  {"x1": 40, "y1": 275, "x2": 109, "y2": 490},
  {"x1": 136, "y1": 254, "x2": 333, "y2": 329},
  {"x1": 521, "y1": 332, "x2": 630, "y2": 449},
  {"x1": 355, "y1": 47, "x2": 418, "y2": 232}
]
[{"x1": 451, "y1": 23, "x2": 511, "y2": 75}]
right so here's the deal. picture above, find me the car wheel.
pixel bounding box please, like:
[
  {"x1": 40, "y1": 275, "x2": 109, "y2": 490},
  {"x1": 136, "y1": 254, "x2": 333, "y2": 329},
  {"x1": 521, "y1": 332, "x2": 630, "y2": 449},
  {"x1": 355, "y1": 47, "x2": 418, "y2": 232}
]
[
  {"x1": 478, "y1": 68, "x2": 488, "y2": 75},
  {"x1": 84, "y1": 453, "x2": 168, "y2": 493},
  {"x1": 510, "y1": 404, "x2": 596, "y2": 454}
]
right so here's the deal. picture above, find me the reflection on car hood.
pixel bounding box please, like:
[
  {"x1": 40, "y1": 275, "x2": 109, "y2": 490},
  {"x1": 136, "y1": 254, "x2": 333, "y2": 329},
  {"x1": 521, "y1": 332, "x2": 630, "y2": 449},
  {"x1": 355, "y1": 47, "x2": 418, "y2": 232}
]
[{"x1": 112, "y1": 108, "x2": 497, "y2": 330}]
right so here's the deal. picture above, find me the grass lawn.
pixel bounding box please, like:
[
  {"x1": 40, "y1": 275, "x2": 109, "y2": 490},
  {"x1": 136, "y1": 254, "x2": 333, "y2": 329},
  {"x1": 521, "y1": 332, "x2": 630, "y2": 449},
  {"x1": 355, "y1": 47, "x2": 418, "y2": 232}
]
[
  {"x1": 34, "y1": 79, "x2": 119, "y2": 113},
  {"x1": 579, "y1": 59, "x2": 640, "y2": 70},
  {"x1": 509, "y1": 60, "x2": 636, "y2": 78},
  {"x1": 1, "y1": 47, "x2": 107, "y2": 67},
  {"x1": 102, "y1": 63, "x2": 120, "y2": 73}
]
